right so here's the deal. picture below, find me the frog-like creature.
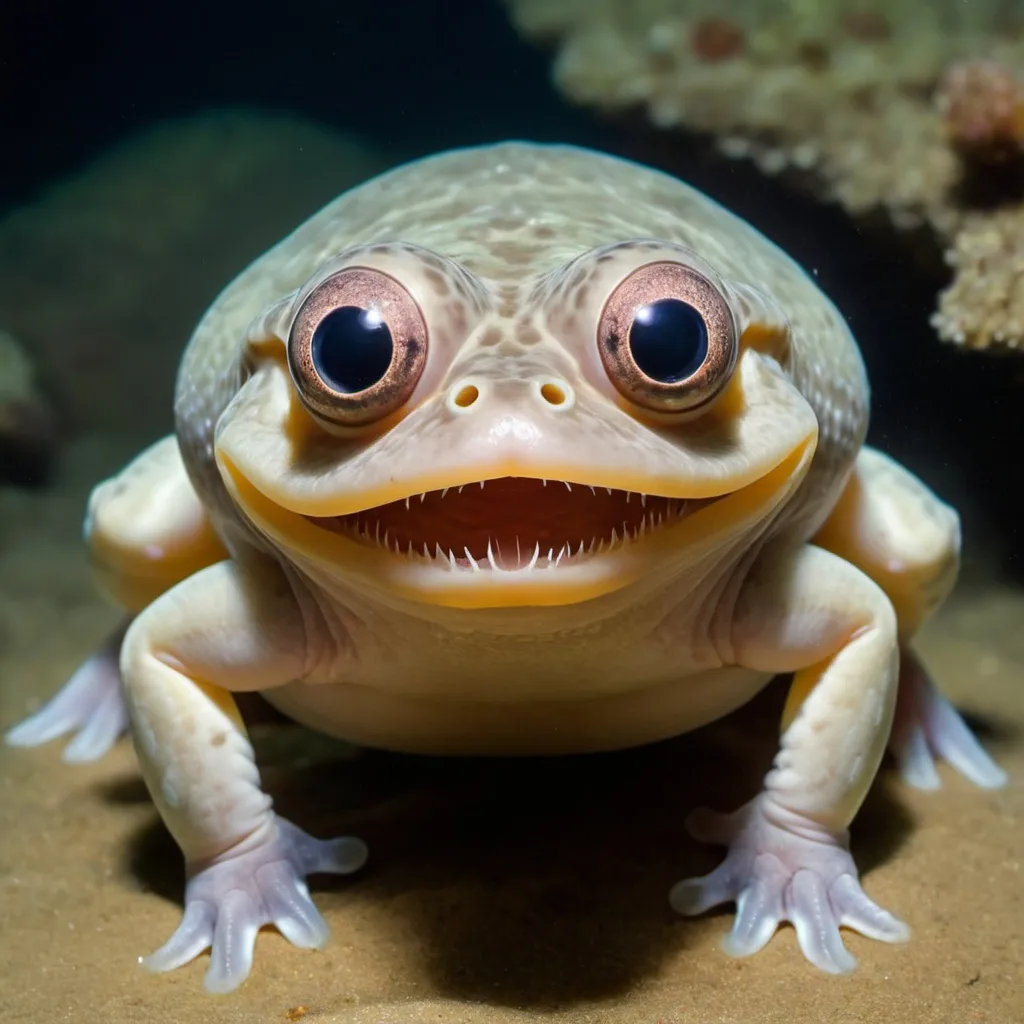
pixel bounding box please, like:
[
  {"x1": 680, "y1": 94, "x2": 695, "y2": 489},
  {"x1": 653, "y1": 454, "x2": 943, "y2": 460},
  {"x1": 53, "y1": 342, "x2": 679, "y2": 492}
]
[{"x1": 7, "y1": 143, "x2": 1005, "y2": 993}]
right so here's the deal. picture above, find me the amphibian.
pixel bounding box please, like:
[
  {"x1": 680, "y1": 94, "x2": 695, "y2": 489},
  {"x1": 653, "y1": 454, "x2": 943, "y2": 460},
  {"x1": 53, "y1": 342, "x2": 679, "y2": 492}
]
[{"x1": 7, "y1": 142, "x2": 1006, "y2": 993}]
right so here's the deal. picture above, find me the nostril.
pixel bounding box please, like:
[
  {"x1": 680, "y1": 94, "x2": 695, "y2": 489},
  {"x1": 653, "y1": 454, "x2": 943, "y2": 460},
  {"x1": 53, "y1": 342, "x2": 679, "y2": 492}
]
[
  {"x1": 540, "y1": 382, "x2": 567, "y2": 406},
  {"x1": 536, "y1": 379, "x2": 575, "y2": 410},
  {"x1": 447, "y1": 381, "x2": 484, "y2": 415}
]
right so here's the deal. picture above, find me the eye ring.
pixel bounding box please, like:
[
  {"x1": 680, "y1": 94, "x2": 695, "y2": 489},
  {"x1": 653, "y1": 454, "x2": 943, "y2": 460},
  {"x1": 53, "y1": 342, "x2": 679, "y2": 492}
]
[
  {"x1": 598, "y1": 261, "x2": 737, "y2": 415},
  {"x1": 287, "y1": 267, "x2": 428, "y2": 427}
]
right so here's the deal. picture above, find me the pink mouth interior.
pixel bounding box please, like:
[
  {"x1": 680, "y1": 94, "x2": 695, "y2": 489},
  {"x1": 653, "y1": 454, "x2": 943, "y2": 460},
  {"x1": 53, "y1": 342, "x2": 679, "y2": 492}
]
[{"x1": 311, "y1": 477, "x2": 696, "y2": 568}]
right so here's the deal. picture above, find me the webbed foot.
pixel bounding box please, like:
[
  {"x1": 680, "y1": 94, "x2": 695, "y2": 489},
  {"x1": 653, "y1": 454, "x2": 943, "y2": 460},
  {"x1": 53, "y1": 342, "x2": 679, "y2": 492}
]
[
  {"x1": 5, "y1": 619, "x2": 129, "y2": 762},
  {"x1": 669, "y1": 796, "x2": 909, "y2": 973},
  {"x1": 142, "y1": 816, "x2": 367, "y2": 994},
  {"x1": 890, "y1": 649, "x2": 1007, "y2": 790}
]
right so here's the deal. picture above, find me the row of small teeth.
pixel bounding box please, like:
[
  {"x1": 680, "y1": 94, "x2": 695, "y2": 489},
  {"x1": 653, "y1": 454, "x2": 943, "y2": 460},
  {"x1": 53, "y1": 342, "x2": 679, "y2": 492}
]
[
  {"x1": 348, "y1": 505, "x2": 682, "y2": 572},
  {"x1": 397, "y1": 480, "x2": 653, "y2": 511}
]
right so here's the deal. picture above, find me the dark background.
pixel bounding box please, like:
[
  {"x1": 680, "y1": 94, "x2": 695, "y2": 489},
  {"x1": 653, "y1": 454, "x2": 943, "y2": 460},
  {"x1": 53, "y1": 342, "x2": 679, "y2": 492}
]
[{"x1": 0, "y1": 0, "x2": 1019, "y2": 576}]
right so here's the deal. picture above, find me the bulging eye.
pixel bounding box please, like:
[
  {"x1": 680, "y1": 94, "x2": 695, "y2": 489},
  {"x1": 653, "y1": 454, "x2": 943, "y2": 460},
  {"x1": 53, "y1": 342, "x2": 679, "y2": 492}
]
[
  {"x1": 288, "y1": 267, "x2": 428, "y2": 426},
  {"x1": 598, "y1": 261, "x2": 737, "y2": 414}
]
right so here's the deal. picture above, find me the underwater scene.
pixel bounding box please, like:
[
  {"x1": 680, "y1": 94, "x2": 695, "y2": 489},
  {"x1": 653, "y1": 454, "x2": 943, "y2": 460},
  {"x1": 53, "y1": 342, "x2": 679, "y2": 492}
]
[{"x1": 1, "y1": 1, "x2": 1021, "y2": 1021}]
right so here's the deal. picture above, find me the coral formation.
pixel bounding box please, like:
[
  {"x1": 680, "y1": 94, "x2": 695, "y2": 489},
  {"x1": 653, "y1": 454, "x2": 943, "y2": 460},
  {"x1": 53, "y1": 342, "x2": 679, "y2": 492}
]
[
  {"x1": 932, "y1": 203, "x2": 1024, "y2": 350},
  {"x1": 505, "y1": 0, "x2": 1024, "y2": 351},
  {"x1": 0, "y1": 111, "x2": 384, "y2": 434},
  {"x1": 939, "y1": 59, "x2": 1024, "y2": 159}
]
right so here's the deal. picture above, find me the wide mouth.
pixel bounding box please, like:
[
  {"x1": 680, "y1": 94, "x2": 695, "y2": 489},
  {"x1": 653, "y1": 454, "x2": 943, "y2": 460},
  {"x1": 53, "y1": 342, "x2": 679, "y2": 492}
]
[
  {"x1": 223, "y1": 442, "x2": 811, "y2": 609},
  {"x1": 307, "y1": 476, "x2": 715, "y2": 573}
]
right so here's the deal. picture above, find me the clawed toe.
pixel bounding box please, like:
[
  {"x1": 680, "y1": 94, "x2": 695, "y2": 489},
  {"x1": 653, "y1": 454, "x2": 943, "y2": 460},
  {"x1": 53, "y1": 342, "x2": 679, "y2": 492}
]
[
  {"x1": 670, "y1": 797, "x2": 908, "y2": 973},
  {"x1": 5, "y1": 620, "x2": 129, "y2": 763},
  {"x1": 142, "y1": 817, "x2": 367, "y2": 994},
  {"x1": 891, "y1": 649, "x2": 1006, "y2": 791},
  {"x1": 830, "y1": 873, "x2": 910, "y2": 944},
  {"x1": 142, "y1": 902, "x2": 216, "y2": 974},
  {"x1": 256, "y1": 860, "x2": 331, "y2": 949}
]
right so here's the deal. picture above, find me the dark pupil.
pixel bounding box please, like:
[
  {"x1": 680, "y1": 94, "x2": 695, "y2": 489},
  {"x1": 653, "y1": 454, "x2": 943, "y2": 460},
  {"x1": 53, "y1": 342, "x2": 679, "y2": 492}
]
[
  {"x1": 628, "y1": 298, "x2": 708, "y2": 383},
  {"x1": 311, "y1": 305, "x2": 394, "y2": 394}
]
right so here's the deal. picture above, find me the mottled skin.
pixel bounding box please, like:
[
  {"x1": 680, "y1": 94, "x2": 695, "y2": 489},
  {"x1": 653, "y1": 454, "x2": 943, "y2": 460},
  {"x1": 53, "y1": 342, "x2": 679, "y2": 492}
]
[{"x1": 7, "y1": 143, "x2": 1006, "y2": 993}]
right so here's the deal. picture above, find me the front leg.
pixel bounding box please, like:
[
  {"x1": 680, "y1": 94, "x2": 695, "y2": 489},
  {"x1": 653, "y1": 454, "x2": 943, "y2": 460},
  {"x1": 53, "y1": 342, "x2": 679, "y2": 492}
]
[
  {"x1": 6, "y1": 435, "x2": 227, "y2": 762},
  {"x1": 671, "y1": 544, "x2": 909, "y2": 972},
  {"x1": 120, "y1": 559, "x2": 366, "y2": 993},
  {"x1": 814, "y1": 446, "x2": 1005, "y2": 789}
]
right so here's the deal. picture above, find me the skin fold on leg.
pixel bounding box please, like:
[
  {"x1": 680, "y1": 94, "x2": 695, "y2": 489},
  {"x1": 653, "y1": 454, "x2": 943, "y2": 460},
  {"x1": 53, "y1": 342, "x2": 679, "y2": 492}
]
[
  {"x1": 119, "y1": 558, "x2": 366, "y2": 994},
  {"x1": 6, "y1": 435, "x2": 228, "y2": 762},
  {"x1": 813, "y1": 446, "x2": 1006, "y2": 789},
  {"x1": 671, "y1": 543, "x2": 909, "y2": 972}
]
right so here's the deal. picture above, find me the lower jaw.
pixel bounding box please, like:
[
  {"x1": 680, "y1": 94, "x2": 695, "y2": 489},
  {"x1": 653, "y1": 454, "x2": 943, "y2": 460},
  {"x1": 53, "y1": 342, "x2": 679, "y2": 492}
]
[
  {"x1": 247, "y1": 510, "x2": 723, "y2": 609},
  {"x1": 291, "y1": 494, "x2": 751, "y2": 612},
  {"x1": 298, "y1": 528, "x2": 674, "y2": 609}
]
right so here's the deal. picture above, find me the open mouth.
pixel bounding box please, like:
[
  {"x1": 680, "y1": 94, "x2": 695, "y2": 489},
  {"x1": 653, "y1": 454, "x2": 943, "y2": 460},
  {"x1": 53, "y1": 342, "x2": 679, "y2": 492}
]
[{"x1": 307, "y1": 476, "x2": 713, "y2": 573}]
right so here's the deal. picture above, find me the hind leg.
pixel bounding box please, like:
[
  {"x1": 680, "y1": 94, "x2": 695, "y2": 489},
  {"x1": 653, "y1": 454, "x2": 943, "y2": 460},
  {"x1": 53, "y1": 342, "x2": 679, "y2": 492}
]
[
  {"x1": 6, "y1": 435, "x2": 227, "y2": 762},
  {"x1": 813, "y1": 446, "x2": 1005, "y2": 789}
]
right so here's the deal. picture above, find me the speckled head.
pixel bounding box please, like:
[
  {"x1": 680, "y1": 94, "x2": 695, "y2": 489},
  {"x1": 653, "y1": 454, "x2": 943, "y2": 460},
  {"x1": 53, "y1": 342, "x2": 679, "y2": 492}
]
[{"x1": 214, "y1": 143, "x2": 821, "y2": 609}]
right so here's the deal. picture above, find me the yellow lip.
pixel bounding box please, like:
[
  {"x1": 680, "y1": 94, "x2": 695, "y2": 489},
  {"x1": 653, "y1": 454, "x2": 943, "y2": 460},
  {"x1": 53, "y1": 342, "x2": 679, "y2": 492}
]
[{"x1": 219, "y1": 438, "x2": 814, "y2": 609}]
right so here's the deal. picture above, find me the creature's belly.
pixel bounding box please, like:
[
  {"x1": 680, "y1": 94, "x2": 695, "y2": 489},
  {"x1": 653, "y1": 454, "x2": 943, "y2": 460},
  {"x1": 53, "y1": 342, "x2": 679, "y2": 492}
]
[{"x1": 260, "y1": 665, "x2": 772, "y2": 756}]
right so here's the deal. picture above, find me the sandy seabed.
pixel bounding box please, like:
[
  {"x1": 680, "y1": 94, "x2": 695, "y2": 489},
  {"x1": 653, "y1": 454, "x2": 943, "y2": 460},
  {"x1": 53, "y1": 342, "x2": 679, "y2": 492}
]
[{"x1": 1, "y1": 436, "x2": 1020, "y2": 1024}]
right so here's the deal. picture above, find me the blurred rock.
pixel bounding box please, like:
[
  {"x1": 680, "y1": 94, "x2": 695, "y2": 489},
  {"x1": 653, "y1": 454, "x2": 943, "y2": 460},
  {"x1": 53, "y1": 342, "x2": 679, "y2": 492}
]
[
  {"x1": 0, "y1": 328, "x2": 58, "y2": 485},
  {"x1": 0, "y1": 109, "x2": 385, "y2": 435}
]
